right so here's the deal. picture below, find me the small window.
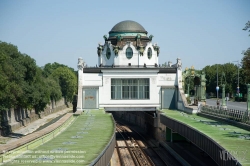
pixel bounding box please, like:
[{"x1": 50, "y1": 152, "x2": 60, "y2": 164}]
[
  {"x1": 126, "y1": 47, "x2": 133, "y2": 59},
  {"x1": 106, "y1": 47, "x2": 111, "y2": 59},
  {"x1": 147, "y1": 48, "x2": 152, "y2": 59}
]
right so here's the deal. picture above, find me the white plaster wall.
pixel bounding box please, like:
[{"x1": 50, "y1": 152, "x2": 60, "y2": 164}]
[
  {"x1": 81, "y1": 69, "x2": 177, "y2": 109},
  {"x1": 100, "y1": 42, "x2": 158, "y2": 67},
  {"x1": 119, "y1": 43, "x2": 139, "y2": 66},
  {"x1": 101, "y1": 44, "x2": 115, "y2": 66},
  {"x1": 143, "y1": 43, "x2": 158, "y2": 66},
  {"x1": 82, "y1": 73, "x2": 102, "y2": 86},
  {"x1": 157, "y1": 73, "x2": 176, "y2": 86}
]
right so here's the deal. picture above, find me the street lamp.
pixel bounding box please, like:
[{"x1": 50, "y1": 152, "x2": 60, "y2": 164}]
[
  {"x1": 216, "y1": 64, "x2": 219, "y2": 99},
  {"x1": 232, "y1": 60, "x2": 240, "y2": 101}
]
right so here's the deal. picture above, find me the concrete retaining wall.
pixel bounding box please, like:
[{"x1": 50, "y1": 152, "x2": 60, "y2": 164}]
[{"x1": 1, "y1": 98, "x2": 72, "y2": 134}]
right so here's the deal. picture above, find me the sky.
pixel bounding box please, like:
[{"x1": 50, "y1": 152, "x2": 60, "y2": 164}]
[{"x1": 0, "y1": 0, "x2": 249, "y2": 70}]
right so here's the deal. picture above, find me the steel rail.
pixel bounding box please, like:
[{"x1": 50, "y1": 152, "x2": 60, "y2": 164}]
[{"x1": 116, "y1": 125, "x2": 139, "y2": 166}]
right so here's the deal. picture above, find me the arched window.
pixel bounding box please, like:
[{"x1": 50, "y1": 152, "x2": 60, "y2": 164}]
[
  {"x1": 147, "y1": 47, "x2": 152, "y2": 59},
  {"x1": 126, "y1": 47, "x2": 133, "y2": 59},
  {"x1": 106, "y1": 47, "x2": 111, "y2": 59}
]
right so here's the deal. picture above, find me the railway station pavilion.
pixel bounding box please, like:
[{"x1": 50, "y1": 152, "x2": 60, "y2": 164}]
[{"x1": 77, "y1": 20, "x2": 186, "y2": 112}]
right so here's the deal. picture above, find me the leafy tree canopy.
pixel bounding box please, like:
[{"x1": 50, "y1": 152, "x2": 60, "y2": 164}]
[
  {"x1": 0, "y1": 41, "x2": 76, "y2": 113},
  {"x1": 51, "y1": 67, "x2": 77, "y2": 102}
]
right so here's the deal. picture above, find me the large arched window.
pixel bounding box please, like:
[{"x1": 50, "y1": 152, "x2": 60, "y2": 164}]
[
  {"x1": 106, "y1": 47, "x2": 111, "y2": 59},
  {"x1": 147, "y1": 47, "x2": 152, "y2": 59},
  {"x1": 126, "y1": 47, "x2": 133, "y2": 59}
]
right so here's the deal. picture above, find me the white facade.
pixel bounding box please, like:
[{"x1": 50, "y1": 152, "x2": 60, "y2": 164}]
[
  {"x1": 99, "y1": 42, "x2": 159, "y2": 67},
  {"x1": 77, "y1": 20, "x2": 183, "y2": 111},
  {"x1": 77, "y1": 61, "x2": 182, "y2": 111}
]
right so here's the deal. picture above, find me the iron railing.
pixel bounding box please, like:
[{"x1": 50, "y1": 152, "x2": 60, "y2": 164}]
[{"x1": 200, "y1": 105, "x2": 250, "y2": 125}]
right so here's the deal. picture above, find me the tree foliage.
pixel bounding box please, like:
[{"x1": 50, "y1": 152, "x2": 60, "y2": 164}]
[
  {"x1": 42, "y1": 62, "x2": 77, "y2": 102},
  {"x1": 243, "y1": 21, "x2": 250, "y2": 36},
  {"x1": 0, "y1": 41, "x2": 76, "y2": 114},
  {"x1": 241, "y1": 21, "x2": 250, "y2": 83},
  {"x1": 42, "y1": 62, "x2": 75, "y2": 77},
  {"x1": 203, "y1": 63, "x2": 242, "y2": 95},
  {"x1": 51, "y1": 67, "x2": 77, "y2": 102}
]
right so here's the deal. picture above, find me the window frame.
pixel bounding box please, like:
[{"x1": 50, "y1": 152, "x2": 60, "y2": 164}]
[
  {"x1": 111, "y1": 78, "x2": 150, "y2": 100},
  {"x1": 126, "y1": 47, "x2": 133, "y2": 59},
  {"x1": 106, "y1": 47, "x2": 111, "y2": 60},
  {"x1": 147, "y1": 47, "x2": 152, "y2": 59}
]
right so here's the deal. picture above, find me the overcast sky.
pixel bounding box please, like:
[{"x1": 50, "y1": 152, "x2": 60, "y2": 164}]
[{"x1": 0, "y1": 0, "x2": 249, "y2": 70}]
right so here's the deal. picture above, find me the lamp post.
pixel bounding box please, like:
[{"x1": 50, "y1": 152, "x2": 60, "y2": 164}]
[
  {"x1": 216, "y1": 64, "x2": 220, "y2": 107},
  {"x1": 232, "y1": 61, "x2": 240, "y2": 101},
  {"x1": 216, "y1": 64, "x2": 220, "y2": 100},
  {"x1": 221, "y1": 72, "x2": 227, "y2": 109}
]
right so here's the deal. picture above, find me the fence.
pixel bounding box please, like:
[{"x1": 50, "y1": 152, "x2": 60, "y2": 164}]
[{"x1": 200, "y1": 105, "x2": 250, "y2": 125}]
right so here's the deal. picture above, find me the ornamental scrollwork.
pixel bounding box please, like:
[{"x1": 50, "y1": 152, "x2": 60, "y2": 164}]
[
  {"x1": 103, "y1": 35, "x2": 108, "y2": 41},
  {"x1": 138, "y1": 45, "x2": 144, "y2": 56},
  {"x1": 117, "y1": 35, "x2": 123, "y2": 42},
  {"x1": 153, "y1": 44, "x2": 160, "y2": 56},
  {"x1": 149, "y1": 35, "x2": 154, "y2": 41},
  {"x1": 97, "y1": 43, "x2": 104, "y2": 56},
  {"x1": 113, "y1": 45, "x2": 119, "y2": 56}
]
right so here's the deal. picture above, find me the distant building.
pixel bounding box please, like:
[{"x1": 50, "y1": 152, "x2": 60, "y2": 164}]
[{"x1": 77, "y1": 20, "x2": 183, "y2": 112}]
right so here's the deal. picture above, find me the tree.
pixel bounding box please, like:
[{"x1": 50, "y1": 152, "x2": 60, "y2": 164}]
[
  {"x1": 203, "y1": 63, "x2": 240, "y2": 96},
  {"x1": 241, "y1": 21, "x2": 250, "y2": 83},
  {"x1": 45, "y1": 77, "x2": 62, "y2": 101},
  {"x1": 243, "y1": 21, "x2": 250, "y2": 36},
  {"x1": 51, "y1": 67, "x2": 77, "y2": 102},
  {"x1": 42, "y1": 62, "x2": 75, "y2": 77},
  {"x1": 0, "y1": 42, "x2": 24, "y2": 110}
]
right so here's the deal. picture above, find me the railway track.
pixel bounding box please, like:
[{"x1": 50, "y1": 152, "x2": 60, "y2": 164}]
[{"x1": 115, "y1": 121, "x2": 181, "y2": 166}]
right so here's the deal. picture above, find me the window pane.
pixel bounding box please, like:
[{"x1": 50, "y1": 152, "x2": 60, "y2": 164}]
[
  {"x1": 126, "y1": 47, "x2": 133, "y2": 59},
  {"x1": 147, "y1": 48, "x2": 152, "y2": 59},
  {"x1": 106, "y1": 47, "x2": 111, "y2": 60},
  {"x1": 111, "y1": 86, "x2": 115, "y2": 99},
  {"x1": 117, "y1": 85, "x2": 121, "y2": 99},
  {"x1": 111, "y1": 78, "x2": 149, "y2": 100},
  {"x1": 131, "y1": 86, "x2": 138, "y2": 99}
]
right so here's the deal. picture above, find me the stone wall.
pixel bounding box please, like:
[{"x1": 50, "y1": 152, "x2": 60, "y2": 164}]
[
  {"x1": 112, "y1": 111, "x2": 165, "y2": 141},
  {"x1": 1, "y1": 98, "x2": 72, "y2": 134}
]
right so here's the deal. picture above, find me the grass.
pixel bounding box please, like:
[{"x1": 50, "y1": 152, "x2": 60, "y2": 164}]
[
  {"x1": 161, "y1": 109, "x2": 250, "y2": 166},
  {"x1": 5, "y1": 110, "x2": 115, "y2": 166}
]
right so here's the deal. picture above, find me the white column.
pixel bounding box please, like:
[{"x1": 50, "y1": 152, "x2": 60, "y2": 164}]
[
  {"x1": 77, "y1": 58, "x2": 84, "y2": 111},
  {"x1": 176, "y1": 58, "x2": 182, "y2": 89}
]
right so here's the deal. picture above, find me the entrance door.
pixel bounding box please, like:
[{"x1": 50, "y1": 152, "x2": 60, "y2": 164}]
[
  {"x1": 162, "y1": 88, "x2": 176, "y2": 109},
  {"x1": 83, "y1": 88, "x2": 98, "y2": 109}
]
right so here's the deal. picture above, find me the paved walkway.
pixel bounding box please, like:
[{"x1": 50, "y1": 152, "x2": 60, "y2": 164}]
[{"x1": 0, "y1": 107, "x2": 72, "y2": 145}]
